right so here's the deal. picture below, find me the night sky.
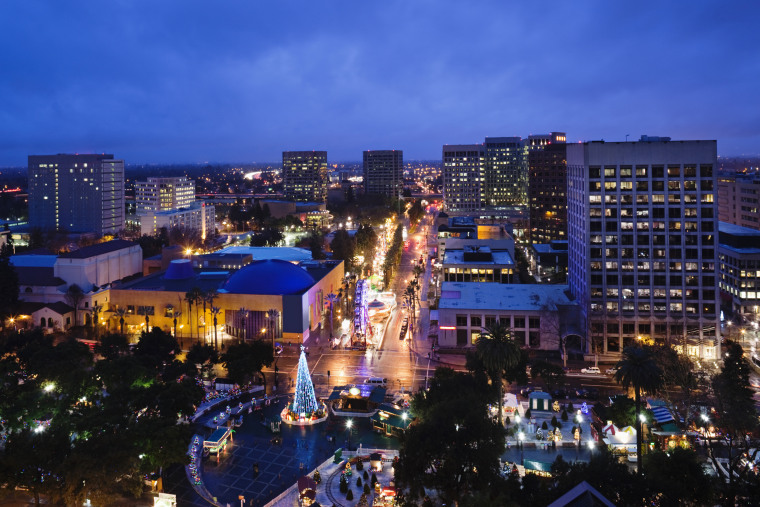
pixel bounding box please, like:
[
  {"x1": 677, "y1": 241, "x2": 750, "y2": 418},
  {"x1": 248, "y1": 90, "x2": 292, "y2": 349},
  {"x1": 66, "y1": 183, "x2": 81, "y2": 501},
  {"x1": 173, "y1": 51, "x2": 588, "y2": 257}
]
[{"x1": 1, "y1": 1, "x2": 758, "y2": 166}]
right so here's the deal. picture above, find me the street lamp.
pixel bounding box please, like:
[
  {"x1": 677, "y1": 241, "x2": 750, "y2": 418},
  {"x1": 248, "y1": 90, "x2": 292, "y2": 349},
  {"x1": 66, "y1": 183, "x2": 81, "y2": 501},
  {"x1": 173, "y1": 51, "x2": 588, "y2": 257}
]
[
  {"x1": 346, "y1": 419, "x2": 353, "y2": 451},
  {"x1": 518, "y1": 431, "x2": 525, "y2": 465}
]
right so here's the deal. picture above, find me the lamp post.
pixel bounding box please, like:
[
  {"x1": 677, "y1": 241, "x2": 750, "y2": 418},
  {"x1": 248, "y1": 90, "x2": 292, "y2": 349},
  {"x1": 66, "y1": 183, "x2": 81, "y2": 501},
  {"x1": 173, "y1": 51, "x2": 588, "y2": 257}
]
[
  {"x1": 346, "y1": 419, "x2": 353, "y2": 451},
  {"x1": 326, "y1": 293, "x2": 340, "y2": 339},
  {"x1": 518, "y1": 431, "x2": 525, "y2": 465}
]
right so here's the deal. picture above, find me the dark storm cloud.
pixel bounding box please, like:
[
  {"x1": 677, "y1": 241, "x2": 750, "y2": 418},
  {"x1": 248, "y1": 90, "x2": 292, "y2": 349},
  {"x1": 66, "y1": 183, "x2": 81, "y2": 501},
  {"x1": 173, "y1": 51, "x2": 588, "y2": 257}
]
[{"x1": 0, "y1": 0, "x2": 758, "y2": 165}]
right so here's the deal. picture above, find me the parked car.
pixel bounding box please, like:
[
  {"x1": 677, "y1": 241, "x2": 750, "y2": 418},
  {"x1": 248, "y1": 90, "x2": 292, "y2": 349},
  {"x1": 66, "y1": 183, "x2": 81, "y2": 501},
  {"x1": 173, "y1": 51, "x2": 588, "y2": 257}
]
[
  {"x1": 575, "y1": 387, "x2": 599, "y2": 400},
  {"x1": 606, "y1": 367, "x2": 619, "y2": 375},
  {"x1": 581, "y1": 366, "x2": 602, "y2": 374},
  {"x1": 551, "y1": 388, "x2": 568, "y2": 399},
  {"x1": 520, "y1": 387, "x2": 535, "y2": 398}
]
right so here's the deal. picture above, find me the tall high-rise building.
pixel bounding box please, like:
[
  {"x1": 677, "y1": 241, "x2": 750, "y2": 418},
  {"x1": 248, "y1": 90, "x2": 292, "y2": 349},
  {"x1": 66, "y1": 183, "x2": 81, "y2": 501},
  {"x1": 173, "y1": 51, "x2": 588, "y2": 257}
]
[
  {"x1": 28, "y1": 153, "x2": 125, "y2": 236},
  {"x1": 529, "y1": 132, "x2": 567, "y2": 243},
  {"x1": 442, "y1": 144, "x2": 485, "y2": 212},
  {"x1": 717, "y1": 174, "x2": 760, "y2": 230},
  {"x1": 483, "y1": 137, "x2": 527, "y2": 207},
  {"x1": 282, "y1": 151, "x2": 328, "y2": 203},
  {"x1": 135, "y1": 177, "x2": 195, "y2": 215},
  {"x1": 567, "y1": 137, "x2": 719, "y2": 360},
  {"x1": 363, "y1": 150, "x2": 403, "y2": 198},
  {"x1": 443, "y1": 134, "x2": 562, "y2": 213}
]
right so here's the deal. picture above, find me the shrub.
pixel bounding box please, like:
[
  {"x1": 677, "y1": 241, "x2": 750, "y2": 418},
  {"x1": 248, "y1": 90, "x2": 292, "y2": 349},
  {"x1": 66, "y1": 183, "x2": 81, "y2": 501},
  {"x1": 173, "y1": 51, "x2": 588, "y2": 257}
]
[
  {"x1": 371, "y1": 472, "x2": 378, "y2": 486},
  {"x1": 346, "y1": 490, "x2": 354, "y2": 501},
  {"x1": 356, "y1": 458, "x2": 364, "y2": 471},
  {"x1": 561, "y1": 410, "x2": 568, "y2": 422},
  {"x1": 551, "y1": 415, "x2": 559, "y2": 428},
  {"x1": 541, "y1": 421, "x2": 548, "y2": 430},
  {"x1": 505, "y1": 416, "x2": 511, "y2": 426},
  {"x1": 357, "y1": 477, "x2": 362, "y2": 487},
  {"x1": 568, "y1": 402, "x2": 575, "y2": 412},
  {"x1": 339, "y1": 474, "x2": 348, "y2": 493},
  {"x1": 525, "y1": 408, "x2": 532, "y2": 419},
  {"x1": 364, "y1": 483, "x2": 370, "y2": 494},
  {"x1": 363, "y1": 470, "x2": 369, "y2": 480}
]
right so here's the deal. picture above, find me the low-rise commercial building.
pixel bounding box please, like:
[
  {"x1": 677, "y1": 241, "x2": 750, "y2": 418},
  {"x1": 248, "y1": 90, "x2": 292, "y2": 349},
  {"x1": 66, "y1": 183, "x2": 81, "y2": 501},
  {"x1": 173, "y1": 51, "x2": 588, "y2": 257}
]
[
  {"x1": 718, "y1": 221, "x2": 760, "y2": 320},
  {"x1": 437, "y1": 282, "x2": 579, "y2": 350},
  {"x1": 441, "y1": 245, "x2": 515, "y2": 284}
]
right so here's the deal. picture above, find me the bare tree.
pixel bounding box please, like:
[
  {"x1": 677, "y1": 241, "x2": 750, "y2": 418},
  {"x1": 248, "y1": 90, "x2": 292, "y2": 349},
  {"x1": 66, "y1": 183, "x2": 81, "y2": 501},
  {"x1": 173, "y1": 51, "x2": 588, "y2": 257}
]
[{"x1": 64, "y1": 284, "x2": 85, "y2": 328}]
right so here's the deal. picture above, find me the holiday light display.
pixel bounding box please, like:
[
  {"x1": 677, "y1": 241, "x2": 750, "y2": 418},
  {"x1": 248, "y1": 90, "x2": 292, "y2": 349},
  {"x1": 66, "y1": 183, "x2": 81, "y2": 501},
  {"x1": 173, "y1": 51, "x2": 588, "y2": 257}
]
[
  {"x1": 281, "y1": 346, "x2": 327, "y2": 425},
  {"x1": 354, "y1": 279, "x2": 369, "y2": 337}
]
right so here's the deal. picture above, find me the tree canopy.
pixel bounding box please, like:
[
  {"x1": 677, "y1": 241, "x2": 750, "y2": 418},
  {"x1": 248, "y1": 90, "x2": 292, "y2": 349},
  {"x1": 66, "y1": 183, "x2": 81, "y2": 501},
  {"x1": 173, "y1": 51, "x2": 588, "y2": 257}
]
[{"x1": 0, "y1": 328, "x2": 203, "y2": 505}]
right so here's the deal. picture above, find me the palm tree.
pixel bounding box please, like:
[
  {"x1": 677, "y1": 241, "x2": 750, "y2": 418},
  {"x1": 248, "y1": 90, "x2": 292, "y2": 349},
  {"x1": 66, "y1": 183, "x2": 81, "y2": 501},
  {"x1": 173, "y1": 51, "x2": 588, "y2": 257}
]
[
  {"x1": 613, "y1": 345, "x2": 664, "y2": 474},
  {"x1": 90, "y1": 303, "x2": 103, "y2": 339},
  {"x1": 210, "y1": 306, "x2": 221, "y2": 351},
  {"x1": 475, "y1": 321, "x2": 521, "y2": 428},
  {"x1": 114, "y1": 307, "x2": 128, "y2": 335},
  {"x1": 184, "y1": 287, "x2": 203, "y2": 342},
  {"x1": 202, "y1": 290, "x2": 218, "y2": 342}
]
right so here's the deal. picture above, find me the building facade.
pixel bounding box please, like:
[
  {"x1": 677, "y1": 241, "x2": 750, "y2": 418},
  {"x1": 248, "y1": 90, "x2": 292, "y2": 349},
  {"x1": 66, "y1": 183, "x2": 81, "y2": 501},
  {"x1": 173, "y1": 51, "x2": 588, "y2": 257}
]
[
  {"x1": 718, "y1": 221, "x2": 760, "y2": 320},
  {"x1": 529, "y1": 133, "x2": 568, "y2": 243},
  {"x1": 717, "y1": 174, "x2": 760, "y2": 230},
  {"x1": 138, "y1": 202, "x2": 216, "y2": 239},
  {"x1": 28, "y1": 153, "x2": 125, "y2": 236},
  {"x1": 567, "y1": 138, "x2": 719, "y2": 360},
  {"x1": 437, "y1": 282, "x2": 577, "y2": 350},
  {"x1": 135, "y1": 177, "x2": 195, "y2": 214},
  {"x1": 442, "y1": 145, "x2": 484, "y2": 212},
  {"x1": 363, "y1": 150, "x2": 403, "y2": 198},
  {"x1": 483, "y1": 137, "x2": 527, "y2": 207},
  {"x1": 282, "y1": 151, "x2": 328, "y2": 203}
]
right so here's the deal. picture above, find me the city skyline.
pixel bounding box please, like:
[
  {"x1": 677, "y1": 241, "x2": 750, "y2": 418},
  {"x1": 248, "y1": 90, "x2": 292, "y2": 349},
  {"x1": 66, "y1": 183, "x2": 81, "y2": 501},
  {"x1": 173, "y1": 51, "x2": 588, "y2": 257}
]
[{"x1": 1, "y1": 1, "x2": 759, "y2": 166}]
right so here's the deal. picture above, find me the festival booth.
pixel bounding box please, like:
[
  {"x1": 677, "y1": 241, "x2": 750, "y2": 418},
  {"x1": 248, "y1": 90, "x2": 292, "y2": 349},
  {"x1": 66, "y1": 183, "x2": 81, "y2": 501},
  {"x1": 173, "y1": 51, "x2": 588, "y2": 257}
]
[
  {"x1": 371, "y1": 403, "x2": 412, "y2": 436},
  {"x1": 600, "y1": 422, "x2": 637, "y2": 454},
  {"x1": 328, "y1": 384, "x2": 386, "y2": 416},
  {"x1": 504, "y1": 393, "x2": 521, "y2": 418},
  {"x1": 528, "y1": 391, "x2": 553, "y2": 411},
  {"x1": 204, "y1": 426, "x2": 232, "y2": 459}
]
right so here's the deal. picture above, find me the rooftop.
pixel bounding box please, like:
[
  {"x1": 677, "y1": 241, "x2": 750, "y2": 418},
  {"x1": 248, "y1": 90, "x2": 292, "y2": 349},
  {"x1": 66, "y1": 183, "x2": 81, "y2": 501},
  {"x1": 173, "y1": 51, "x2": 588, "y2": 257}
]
[
  {"x1": 216, "y1": 246, "x2": 312, "y2": 263},
  {"x1": 58, "y1": 240, "x2": 138, "y2": 259},
  {"x1": 442, "y1": 248, "x2": 514, "y2": 266},
  {"x1": 439, "y1": 282, "x2": 572, "y2": 311}
]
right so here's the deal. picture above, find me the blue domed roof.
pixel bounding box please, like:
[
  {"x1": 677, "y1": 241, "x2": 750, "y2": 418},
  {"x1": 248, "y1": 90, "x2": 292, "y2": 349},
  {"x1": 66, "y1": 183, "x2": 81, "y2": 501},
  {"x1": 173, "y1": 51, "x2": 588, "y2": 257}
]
[{"x1": 222, "y1": 259, "x2": 315, "y2": 295}]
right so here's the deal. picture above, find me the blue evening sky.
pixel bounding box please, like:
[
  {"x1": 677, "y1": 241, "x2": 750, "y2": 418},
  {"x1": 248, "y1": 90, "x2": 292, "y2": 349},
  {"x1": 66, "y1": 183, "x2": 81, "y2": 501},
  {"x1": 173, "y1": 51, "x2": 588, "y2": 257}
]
[{"x1": 1, "y1": 1, "x2": 758, "y2": 165}]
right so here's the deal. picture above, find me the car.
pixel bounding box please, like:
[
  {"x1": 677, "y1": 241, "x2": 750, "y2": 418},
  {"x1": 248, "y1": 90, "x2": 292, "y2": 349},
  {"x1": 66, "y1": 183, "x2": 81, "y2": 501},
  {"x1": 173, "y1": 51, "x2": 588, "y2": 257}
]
[
  {"x1": 520, "y1": 387, "x2": 535, "y2": 398},
  {"x1": 274, "y1": 343, "x2": 283, "y2": 355},
  {"x1": 581, "y1": 366, "x2": 602, "y2": 375},
  {"x1": 551, "y1": 388, "x2": 568, "y2": 399},
  {"x1": 575, "y1": 387, "x2": 599, "y2": 400},
  {"x1": 606, "y1": 367, "x2": 619, "y2": 375}
]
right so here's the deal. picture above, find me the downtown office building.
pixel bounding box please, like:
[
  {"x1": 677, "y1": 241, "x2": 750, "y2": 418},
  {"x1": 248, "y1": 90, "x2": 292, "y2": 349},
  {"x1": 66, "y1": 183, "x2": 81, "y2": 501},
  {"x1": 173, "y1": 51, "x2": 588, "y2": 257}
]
[
  {"x1": 443, "y1": 134, "x2": 562, "y2": 213},
  {"x1": 282, "y1": 151, "x2": 328, "y2": 203},
  {"x1": 28, "y1": 153, "x2": 125, "y2": 236},
  {"x1": 363, "y1": 150, "x2": 403, "y2": 198},
  {"x1": 567, "y1": 138, "x2": 720, "y2": 360},
  {"x1": 135, "y1": 176, "x2": 196, "y2": 215}
]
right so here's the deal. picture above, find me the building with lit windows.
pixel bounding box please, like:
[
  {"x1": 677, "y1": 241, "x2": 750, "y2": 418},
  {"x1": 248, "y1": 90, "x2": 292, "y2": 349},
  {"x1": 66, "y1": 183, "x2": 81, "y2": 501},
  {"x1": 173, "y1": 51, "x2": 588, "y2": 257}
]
[
  {"x1": 718, "y1": 221, "x2": 760, "y2": 320},
  {"x1": 363, "y1": 150, "x2": 403, "y2": 198},
  {"x1": 717, "y1": 174, "x2": 760, "y2": 230},
  {"x1": 484, "y1": 137, "x2": 527, "y2": 207},
  {"x1": 135, "y1": 177, "x2": 195, "y2": 214},
  {"x1": 443, "y1": 133, "x2": 562, "y2": 213},
  {"x1": 442, "y1": 145, "x2": 485, "y2": 212},
  {"x1": 282, "y1": 151, "x2": 328, "y2": 203},
  {"x1": 138, "y1": 202, "x2": 216, "y2": 239},
  {"x1": 529, "y1": 133, "x2": 567, "y2": 243},
  {"x1": 567, "y1": 137, "x2": 719, "y2": 360},
  {"x1": 28, "y1": 153, "x2": 125, "y2": 236}
]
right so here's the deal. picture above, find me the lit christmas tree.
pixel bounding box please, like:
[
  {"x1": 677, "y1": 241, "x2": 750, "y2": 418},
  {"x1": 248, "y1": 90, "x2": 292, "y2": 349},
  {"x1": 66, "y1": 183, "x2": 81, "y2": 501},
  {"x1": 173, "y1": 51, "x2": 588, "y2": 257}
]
[{"x1": 292, "y1": 345, "x2": 319, "y2": 416}]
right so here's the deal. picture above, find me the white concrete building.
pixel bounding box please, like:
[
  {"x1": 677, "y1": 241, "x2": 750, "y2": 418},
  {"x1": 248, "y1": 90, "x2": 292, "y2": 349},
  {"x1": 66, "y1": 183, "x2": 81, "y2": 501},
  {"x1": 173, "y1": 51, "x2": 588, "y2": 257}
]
[
  {"x1": 138, "y1": 202, "x2": 216, "y2": 240},
  {"x1": 437, "y1": 282, "x2": 578, "y2": 350},
  {"x1": 135, "y1": 177, "x2": 195, "y2": 214}
]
